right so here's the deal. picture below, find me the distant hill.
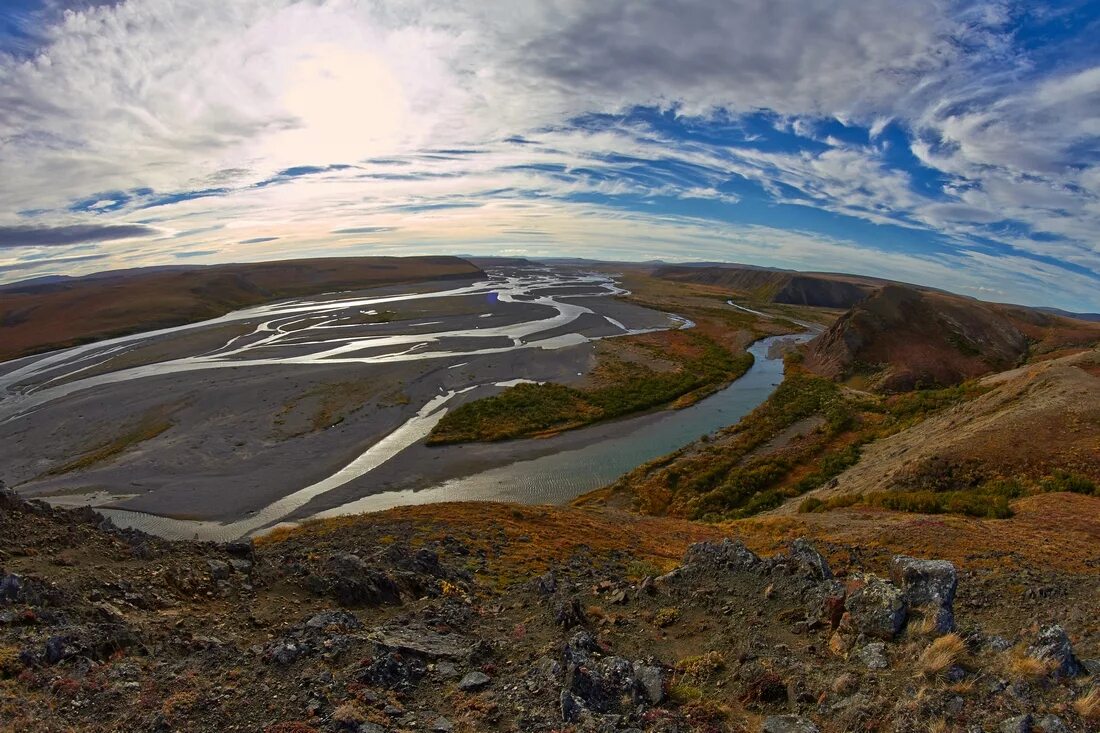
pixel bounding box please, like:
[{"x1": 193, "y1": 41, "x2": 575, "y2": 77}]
[
  {"x1": 650, "y1": 264, "x2": 878, "y2": 309},
  {"x1": 0, "y1": 256, "x2": 483, "y2": 362},
  {"x1": 1036, "y1": 306, "x2": 1100, "y2": 322},
  {"x1": 804, "y1": 285, "x2": 1100, "y2": 390}
]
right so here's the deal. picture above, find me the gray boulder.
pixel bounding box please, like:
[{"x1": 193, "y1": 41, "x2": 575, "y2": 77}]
[
  {"x1": 206, "y1": 559, "x2": 231, "y2": 581},
  {"x1": 457, "y1": 670, "x2": 491, "y2": 691},
  {"x1": 1028, "y1": 625, "x2": 1081, "y2": 677},
  {"x1": 844, "y1": 574, "x2": 907, "y2": 640},
  {"x1": 857, "y1": 642, "x2": 889, "y2": 670},
  {"x1": 683, "y1": 538, "x2": 760, "y2": 573},
  {"x1": 633, "y1": 662, "x2": 665, "y2": 704},
  {"x1": 1036, "y1": 715, "x2": 1069, "y2": 733},
  {"x1": 890, "y1": 556, "x2": 957, "y2": 632},
  {"x1": 789, "y1": 539, "x2": 833, "y2": 580},
  {"x1": 560, "y1": 689, "x2": 587, "y2": 723},
  {"x1": 999, "y1": 714, "x2": 1032, "y2": 733},
  {"x1": 0, "y1": 573, "x2": 22, "y2": 602}
]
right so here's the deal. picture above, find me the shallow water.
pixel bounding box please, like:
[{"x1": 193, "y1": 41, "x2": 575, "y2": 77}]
[
  {"x1": 97, "y1": 331, "x2": 811, "y2": 541},
  {"x1": 310, "y1": 331, "x2": 813, "y2": 517}
]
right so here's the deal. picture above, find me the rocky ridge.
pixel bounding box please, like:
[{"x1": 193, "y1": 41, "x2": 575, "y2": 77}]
[{"x1": 2, "y1": 491, "x2": 1098, "y2": 732}]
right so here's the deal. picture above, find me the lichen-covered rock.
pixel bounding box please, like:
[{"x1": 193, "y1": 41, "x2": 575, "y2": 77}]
[
  {"x1": 789, "y1": 539, "x2": 833, "y2": 580},
  {"x1": 890, "y1": 555, "x2": 957, "y2": 632},
  {"x1": 683, "y1": 538, "x2": 761, "y2": 573},
  {"x1": 844, "y1": 574, "x2": 907, "y2": 640},
  {"x1": 1028, "y1": 625, "x2": 1081, "y2": 677},
  {"x1": 457, "y1": 670, "x2": 491, "y2": 691},
  {"x1": 762, "y1": 715, "x2": 820, "y2": 733},
  {"x1": 632, "y1": 662, "x2": 665, "y2": 704},
  {"x1": 857, "y1": 642, "x2": 888, "y2": 670}
]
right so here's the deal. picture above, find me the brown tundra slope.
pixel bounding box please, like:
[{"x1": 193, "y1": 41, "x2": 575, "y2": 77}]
[
  {"x1": 783, "y1": 347, "x2": 1100, "y2": 512},
  {"x1": 0, "y1": 255, "x2": 483, "y2": 362},
  {"x1": 804, "y1": 285, "x2": 1100, "y2": 391}
]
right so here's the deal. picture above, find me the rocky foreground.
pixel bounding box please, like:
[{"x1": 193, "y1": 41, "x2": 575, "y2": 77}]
[{"x1": 1, "y1": 490, "x2": 1098, "y2": 732}]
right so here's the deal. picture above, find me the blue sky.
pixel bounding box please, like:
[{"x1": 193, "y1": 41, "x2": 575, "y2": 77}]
[{"x1": 1, "y1": 1, "x2": 1099, "y2": 311}]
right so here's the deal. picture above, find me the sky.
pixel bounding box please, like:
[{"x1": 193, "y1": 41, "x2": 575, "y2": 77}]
[{"x1": 1, "y1": 1, "x2": 1099, "y2": 310}]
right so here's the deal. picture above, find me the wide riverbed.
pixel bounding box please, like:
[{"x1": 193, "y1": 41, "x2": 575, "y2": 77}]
[
  {"x1": 93, "y1": 329, "x2": 811, "y2": 540},
  {"x1": 0, "y1": 264, "x2": 812, "y2": 540}
]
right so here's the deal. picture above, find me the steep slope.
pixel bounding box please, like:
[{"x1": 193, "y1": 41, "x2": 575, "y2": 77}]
[
  {"x1": 804, "y1": 285, "x2": 1100, "y2": 391},
  {"x1": 0, "y1": 256, "x2": 483, "y2": 361},
  {"x1": 785, "y1": 347, "x2": 1100, "y2": 511},
  {"x1": 651, "y1": 264, "x2": 876, "y2": 308}
]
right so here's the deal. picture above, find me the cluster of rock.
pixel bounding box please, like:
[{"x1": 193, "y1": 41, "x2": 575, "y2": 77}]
[{"x1": 2, "y1": 486, "x2": 1097, "y2": 732}]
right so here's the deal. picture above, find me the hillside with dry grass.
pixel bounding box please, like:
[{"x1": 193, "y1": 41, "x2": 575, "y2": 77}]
[
  {"x1": 0, "y1": 256, "x2": 482, "y2": 361},
  {"x1": 783, "y1": 347, "x2": 1100, "y2": 516}
]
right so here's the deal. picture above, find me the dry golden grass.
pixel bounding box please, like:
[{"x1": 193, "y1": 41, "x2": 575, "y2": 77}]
[
  {"x1": 927, "y1": 718, "x2": 949, "y2": 733},
  {"x1": 912, "y1": 613, "x2": 940, "y2": 637},
  {"x1": 258, "y1": 502, "x2": 725, "y2": 581},
  {"x1": 1002, "y1": 645, "x2": 1058, "y2": 681},
  {"x1": 734, "y1": 492, "x2": 1100, "y2": 575},
  {"x1": 917, "y1": 633, "x2": 968, "y2": 678},
  {"x1": 1074, "y1": 687, "x2": 1100, "y2": 721}
]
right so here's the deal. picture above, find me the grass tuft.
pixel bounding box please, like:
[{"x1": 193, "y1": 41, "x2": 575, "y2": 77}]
[
  {"x1": 917, "y1": 633, "x2": 967, "y2": 678},
  {"x1": 1074, "y1": 687, "x2": 1100, "y2": 721}
]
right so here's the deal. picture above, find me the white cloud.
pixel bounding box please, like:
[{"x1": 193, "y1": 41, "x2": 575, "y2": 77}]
[{"x1": 0, "y1": 0, "x2": 1098, "y2": 310}]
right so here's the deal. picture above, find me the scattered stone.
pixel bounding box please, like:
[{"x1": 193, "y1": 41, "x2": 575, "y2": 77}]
[
  {"x1": 457, "y1": 670, "x2": 491, "y2": 691},
  {"x1": 1035, "y1": 715, "x2": 1069, "y2": 733},
  {"x1": 999, "y1": 714, "x2": 1032, "y2": 733},
  {"x1": 789, "y1": 539, "x2": 833, "y2": 580},
  {"x1": 1027, "y1": 625, "x2": 1081, "y2": 677},
  {"x1": 206, "y1": 559, "x2": 231, "y2": 581},
  {"x1": 761, "y1": 715, "x2": 820, "y2": 733},
  {"x1": 633, "y1": 663, "x2": 665, "y2": 704},
  {"x1": 844, "y1": 574, "x2": 907, "y2": 640},
  {"x1": 890, "y1": 556, "x2": 957, "y2": 632},
  {"x1": 431, "y1": 716, "x2": 454, "y2": 732},
  {"x1": 857, "y1": 642, "x2": 888, "y2": 670}
]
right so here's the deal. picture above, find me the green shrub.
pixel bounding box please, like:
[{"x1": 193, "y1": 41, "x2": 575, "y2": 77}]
[
  {"x1": 1039, "y1": 470, "x2": 1096, "y2": 495},
  {"x1": 798, "y1": 497, "x2": 825, "y2": 513}
]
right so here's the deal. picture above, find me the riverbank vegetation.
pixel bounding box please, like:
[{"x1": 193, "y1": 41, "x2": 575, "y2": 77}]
[
  {"x1": 428, "y1": 268, "x2": 832, "y2": 445},
  {"x1": 428, "y1": 330, "x2": 753, "y2": 444},
  {"x1": 583, "y1": 363, "x2": 988, "y2": 520}
]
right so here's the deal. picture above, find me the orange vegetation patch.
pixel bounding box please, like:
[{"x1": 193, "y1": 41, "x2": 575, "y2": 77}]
[
  {"x1": 259, "y1": 502, "x2": 727, "y2": 577},
  {"x1": 728, "y1": 492, "x2": 1100, "y2": 575}
]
